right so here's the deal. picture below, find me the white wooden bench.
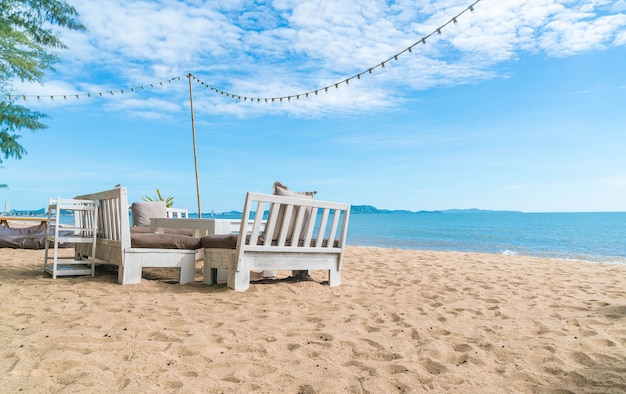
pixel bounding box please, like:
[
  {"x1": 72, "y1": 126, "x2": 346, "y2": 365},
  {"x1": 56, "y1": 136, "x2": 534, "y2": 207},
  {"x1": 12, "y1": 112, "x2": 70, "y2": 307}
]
[
  {"x1": 203, "y1": 192, "x2": 350, "y2": 291},
  {"x1": 74, "y1": 187, "x2": 197, "y2": 285}
]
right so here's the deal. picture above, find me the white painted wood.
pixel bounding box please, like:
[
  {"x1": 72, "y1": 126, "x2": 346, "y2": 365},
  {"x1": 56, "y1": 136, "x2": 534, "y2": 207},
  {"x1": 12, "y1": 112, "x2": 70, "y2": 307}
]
[
  {"x1": 203, "y1": 192, "x2": 350, "y2": 291},
  {"x1": 166, "y1": 207, "x2": 188, "y2": 218},
  {"x1": 44, "y1": 197, "x2": 98, "y2": 279},
  {"x1": 74, "y1": 187, "x2": 197, "y2": 285}
]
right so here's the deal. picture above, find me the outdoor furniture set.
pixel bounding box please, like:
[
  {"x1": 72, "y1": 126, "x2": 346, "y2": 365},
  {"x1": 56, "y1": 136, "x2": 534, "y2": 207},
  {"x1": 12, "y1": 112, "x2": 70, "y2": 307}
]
[{"x1": 44, "y1": 185, "x2": 350, "y2": 291}]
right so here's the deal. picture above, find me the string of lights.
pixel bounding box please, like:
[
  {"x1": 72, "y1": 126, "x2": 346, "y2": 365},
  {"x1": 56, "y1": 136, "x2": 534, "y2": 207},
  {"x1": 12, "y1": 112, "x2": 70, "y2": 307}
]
[
  {"x1": 193, "y1": 0, "x2": 481, "y2": 103},
  {"x1": 7, "y1": 77, "x2": 183, "y2": 101},
  {"x1": 6, "y1": 0, "x2": 481, "y2": 103}
]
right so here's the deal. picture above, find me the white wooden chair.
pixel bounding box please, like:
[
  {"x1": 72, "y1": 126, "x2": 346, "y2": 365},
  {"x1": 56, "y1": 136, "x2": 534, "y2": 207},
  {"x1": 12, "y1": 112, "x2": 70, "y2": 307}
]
[
  {"x1": 203, "y1": 192, "x2": 350, "y2": 291},
  {"x1": 44, "y1": 198, "x2": 98, "y2": 278},
  {"x1": 74, "y1": 188, "x2": 196, "y2": 285}
]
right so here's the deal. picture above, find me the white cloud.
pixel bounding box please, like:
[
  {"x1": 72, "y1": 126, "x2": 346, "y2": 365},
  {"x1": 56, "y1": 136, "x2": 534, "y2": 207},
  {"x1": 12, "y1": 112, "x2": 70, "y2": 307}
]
[{"x1": 21, "y1": 0, "x2": 625, "y2": 117}]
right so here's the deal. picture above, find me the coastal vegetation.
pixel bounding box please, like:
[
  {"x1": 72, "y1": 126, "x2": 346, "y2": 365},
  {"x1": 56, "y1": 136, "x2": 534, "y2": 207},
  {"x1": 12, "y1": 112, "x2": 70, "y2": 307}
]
[
  {"x1": 142, "y1": 189, "x2": 174, "y2": 208},
  {"x1": 0, "y1": 0, "x2": 85, "y2": 185}
]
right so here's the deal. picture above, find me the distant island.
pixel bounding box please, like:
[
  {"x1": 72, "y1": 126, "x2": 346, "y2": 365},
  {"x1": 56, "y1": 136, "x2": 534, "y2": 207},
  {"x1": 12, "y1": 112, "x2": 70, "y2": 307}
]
[
  {"x1": 349, "y1": 205, "x2": 521, "y2": 214},
  {"x1": 204, "y1": 206, "x2": 521, "y2": 217}
]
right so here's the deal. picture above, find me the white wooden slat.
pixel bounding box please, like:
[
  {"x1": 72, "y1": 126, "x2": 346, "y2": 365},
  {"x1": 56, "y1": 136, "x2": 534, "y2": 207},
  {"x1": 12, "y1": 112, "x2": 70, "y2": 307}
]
[
  {"x1": 277, "y1": 204, "x2": 294, "y2": 247},
  {"x1": 315, "y1": 208, "x2": 330, "y2": 248},
  {"x1": 248, "y1": 200, "x2": 265, "y2": 246},
  {"x1": 262, "y1": 202, "x2": 280, "y2": 246},
  {"x1": 327, "y1": 209, "x2": 341, "y2": 247},
  {"x1": 302, "y1": 207, "x2": 318, "y2": 246}
]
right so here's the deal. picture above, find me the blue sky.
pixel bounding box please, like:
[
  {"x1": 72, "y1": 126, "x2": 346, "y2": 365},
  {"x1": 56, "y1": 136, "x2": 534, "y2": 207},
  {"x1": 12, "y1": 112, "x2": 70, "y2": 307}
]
[{"x1": 3, "y1": 0, "x2": 626, "y2": 213}]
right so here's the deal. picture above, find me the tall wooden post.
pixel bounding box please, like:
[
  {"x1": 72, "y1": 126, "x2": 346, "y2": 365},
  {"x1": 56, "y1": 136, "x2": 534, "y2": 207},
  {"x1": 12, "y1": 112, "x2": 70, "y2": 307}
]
[{"x1": 188, "y1": 73, "x2": 202, "y2": 218}]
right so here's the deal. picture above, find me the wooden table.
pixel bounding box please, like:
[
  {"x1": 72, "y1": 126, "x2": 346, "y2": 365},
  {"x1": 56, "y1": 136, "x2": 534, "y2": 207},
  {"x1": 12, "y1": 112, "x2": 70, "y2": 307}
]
[
  {"x1": 149, "y1": 218, "x2": 247, "y2": 238},
  {"x1": 0, "y1": 216, "x2": 48, "y2": 229}
]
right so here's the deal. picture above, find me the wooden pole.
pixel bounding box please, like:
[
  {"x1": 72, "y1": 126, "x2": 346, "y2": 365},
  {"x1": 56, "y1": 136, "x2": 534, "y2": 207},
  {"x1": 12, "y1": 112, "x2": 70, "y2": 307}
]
[{"x1": 188, "y1": 73, "x2": 202, "y2": 218}]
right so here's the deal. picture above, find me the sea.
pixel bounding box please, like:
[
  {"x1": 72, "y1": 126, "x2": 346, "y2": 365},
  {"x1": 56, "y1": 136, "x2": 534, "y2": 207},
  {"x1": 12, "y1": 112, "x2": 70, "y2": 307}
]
[
  {"x1": 342, "y1": 211, "x2": 626, "y2": 265},
  {"x1": 58, "y1": 210, "x2": 624, "y2": 265}
]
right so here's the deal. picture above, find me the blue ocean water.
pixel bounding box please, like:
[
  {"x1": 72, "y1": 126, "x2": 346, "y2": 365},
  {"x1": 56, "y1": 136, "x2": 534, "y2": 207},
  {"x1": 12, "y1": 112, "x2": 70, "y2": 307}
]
[
  {"x1": 61, "y1": 210, "x2": 624, "y2": 264},
  {"x1": 345, "y1": 212, "x2": 626, "y2": 264}
]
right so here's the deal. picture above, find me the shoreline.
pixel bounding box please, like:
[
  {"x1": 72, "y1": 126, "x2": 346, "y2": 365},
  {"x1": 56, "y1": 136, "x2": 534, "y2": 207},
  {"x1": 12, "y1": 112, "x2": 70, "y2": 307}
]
[
  {"x1": 350, "y1": 242, "x2": 626, "y2": 266},
  {"x1": 2, "y1": 246, "x2": 625, "y2": 392}
]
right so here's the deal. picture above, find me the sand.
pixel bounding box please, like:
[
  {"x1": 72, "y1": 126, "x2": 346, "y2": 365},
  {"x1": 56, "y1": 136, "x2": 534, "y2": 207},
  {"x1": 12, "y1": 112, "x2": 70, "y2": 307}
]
[{"x1": 1, "y1": 246, "x2": 625, "y2": 393}]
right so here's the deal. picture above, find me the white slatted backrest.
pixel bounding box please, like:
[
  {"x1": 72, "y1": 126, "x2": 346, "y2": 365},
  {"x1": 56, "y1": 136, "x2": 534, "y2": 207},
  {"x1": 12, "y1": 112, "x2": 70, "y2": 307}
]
[
  {"x1": 75, "y1": 187, "x2": 131, "y2": 250},
  {"x1": 240, "y1": 192, "x2": 350, "y2": 251}
]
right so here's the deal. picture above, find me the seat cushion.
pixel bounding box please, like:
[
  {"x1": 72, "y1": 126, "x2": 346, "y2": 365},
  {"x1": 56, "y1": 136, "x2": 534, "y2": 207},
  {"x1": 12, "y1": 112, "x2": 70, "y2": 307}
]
[
  {"x1": 201, "y1": 233, "x2": 339, "y2": 249},
  {"x1": 130, "y1": 226, "x2": 194, "y2": 237},
  {"x1": 131, "y1": 233, "x2": 201, "y2": 249},
  {"x1": 201, "y1": 234, "x2": 239, "y2": 249}
]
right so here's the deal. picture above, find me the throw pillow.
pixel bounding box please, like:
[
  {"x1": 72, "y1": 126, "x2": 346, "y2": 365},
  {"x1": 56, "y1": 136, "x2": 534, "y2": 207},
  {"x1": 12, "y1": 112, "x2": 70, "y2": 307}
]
[{"x1": 131, "y1": 201, "x2": 167, "y2": 227}]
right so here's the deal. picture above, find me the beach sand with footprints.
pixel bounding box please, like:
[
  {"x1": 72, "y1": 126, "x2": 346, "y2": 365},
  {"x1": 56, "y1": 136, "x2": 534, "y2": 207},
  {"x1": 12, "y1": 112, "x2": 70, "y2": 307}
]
[{"x1": 1, "y1": 246, "x2": 625, "y2": 393}]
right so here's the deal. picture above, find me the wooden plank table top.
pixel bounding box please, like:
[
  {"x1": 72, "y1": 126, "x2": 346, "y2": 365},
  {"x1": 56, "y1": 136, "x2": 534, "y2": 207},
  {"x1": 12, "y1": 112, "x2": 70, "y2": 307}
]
[{"x1": 0, "y1": 216, "x2": 48, "y2": 228}]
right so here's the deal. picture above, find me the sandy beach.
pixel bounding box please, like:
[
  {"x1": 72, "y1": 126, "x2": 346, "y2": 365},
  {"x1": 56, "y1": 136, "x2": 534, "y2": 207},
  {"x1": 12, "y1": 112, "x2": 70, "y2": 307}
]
[{"x1": 1, "y1": 246, "x2": 625, "y2": 393}]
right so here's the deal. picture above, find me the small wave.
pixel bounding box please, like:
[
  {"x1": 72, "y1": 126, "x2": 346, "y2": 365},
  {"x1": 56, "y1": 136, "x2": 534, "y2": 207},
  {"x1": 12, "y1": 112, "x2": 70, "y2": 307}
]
[{"x1": 502, "y1": 250, "x2": 518, "y2": 256}]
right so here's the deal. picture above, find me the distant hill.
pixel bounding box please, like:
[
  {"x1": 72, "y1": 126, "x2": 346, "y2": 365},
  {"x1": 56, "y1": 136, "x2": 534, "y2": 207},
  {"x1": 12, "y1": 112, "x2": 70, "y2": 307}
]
[
  {"x1": 349, "y1": 205, "x2": 520, "y2": 214},
  {"x1": 350, "y1": 205, "x2": 441, "y2": 214},
  {"x1": 208, "y1": 206, "x2": 520, "y2": 216}
]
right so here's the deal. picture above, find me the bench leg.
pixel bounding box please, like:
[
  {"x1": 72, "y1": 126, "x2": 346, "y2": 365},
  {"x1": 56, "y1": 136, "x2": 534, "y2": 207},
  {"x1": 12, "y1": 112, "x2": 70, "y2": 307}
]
[
  {"x1": 228, "y1": 258, "x2": 250, "y2": 292},
  {"x1": 328, "y1": 268, "x2": 341, "y2": 287},
  {"x1": 118, "y1": 261, "x2": 142, "y2": 285},
  {"x1": 179, "y1": 256, "x2": 195, "y2": 284}
]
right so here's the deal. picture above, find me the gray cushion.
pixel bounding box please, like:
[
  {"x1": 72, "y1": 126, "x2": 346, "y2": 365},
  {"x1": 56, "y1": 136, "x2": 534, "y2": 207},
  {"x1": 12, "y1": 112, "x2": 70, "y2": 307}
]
[
  {"x1": 201, "y1": 234, "x2": 239, "y2": 249},
  {"x1": 130, "y1": 226, "x2": 194, "y2": 237},
  {"x1": 131, "y1": 201, "x2": 167, "y2": 227},
  {"x1": 131, "y1": 233, "x2": 201, "y2": 249},
  {"x1": 268, "y1": 181, "x2": 316, "y2": 241},
  {"x1": 201, "y1": 234, "x2": 338, "y2": 249}
]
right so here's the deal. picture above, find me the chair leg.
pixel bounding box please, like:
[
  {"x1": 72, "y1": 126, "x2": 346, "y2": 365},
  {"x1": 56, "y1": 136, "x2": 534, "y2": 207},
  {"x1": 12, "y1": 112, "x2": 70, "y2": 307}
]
[
  {"x1": 328, "y1": 268, "x2": 341, "y2": 287},
  {"x1": 229, "y1": 258, "x2": 250, "y2": 292},
  {"x1": 179, "y1": 256, "x2": 195, "y2": 284},
  {"x1": 118, "y1": 261, "x2": 142, "y2": 285}
]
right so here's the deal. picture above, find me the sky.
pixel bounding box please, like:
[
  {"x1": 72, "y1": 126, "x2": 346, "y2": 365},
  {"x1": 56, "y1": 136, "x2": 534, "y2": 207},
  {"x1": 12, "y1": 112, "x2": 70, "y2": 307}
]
[{"x1": 3, "y1": 0, "x2": 626, "y2": 214}]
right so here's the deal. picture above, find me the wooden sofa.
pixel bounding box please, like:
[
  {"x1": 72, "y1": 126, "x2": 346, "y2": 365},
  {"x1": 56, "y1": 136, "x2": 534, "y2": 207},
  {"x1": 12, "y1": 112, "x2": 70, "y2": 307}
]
[
  {"x1": 74, "y1": 187, "x2": 199, "y2": 285},
  {"x1": 202, "y1": 192, "x2": 350, "y2": 291}
]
